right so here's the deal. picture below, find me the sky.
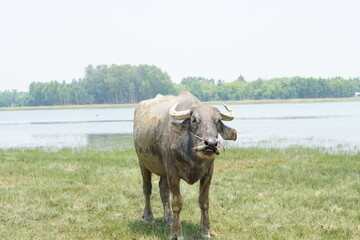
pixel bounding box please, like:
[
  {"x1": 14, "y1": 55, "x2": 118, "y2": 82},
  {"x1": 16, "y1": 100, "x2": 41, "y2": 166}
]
[{"x1": 0, "y1": 0, "x2": 359, "y2": 91}]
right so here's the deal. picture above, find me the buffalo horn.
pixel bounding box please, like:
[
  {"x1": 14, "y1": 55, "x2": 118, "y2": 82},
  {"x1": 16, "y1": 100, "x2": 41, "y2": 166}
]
[
  {"x1": 220, "y1": 104, "x2": 235, "y2": 121},
  {"x1": 169, "y1": 103, "x2": 191, "y2": 120}
]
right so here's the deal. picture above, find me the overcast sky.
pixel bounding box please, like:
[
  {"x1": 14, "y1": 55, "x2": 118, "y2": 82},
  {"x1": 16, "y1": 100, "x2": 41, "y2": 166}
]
[{"x1": 0, "y1": 0, "x2": 359, "y2": 91}]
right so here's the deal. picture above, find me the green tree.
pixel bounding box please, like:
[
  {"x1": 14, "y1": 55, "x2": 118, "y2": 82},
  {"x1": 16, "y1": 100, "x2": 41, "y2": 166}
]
[
  {"x1": 0, "y1": 90, "x2": 17, "y2": 107},
  {"x1": 29, "y1": 82, "x2": 45, "y2": 106},
  {"x1": 15, "y1": 93, "x2": 35, "y2": 106},
  {"x1": 180, "y1": 77, "x2": 217, "y2": 101}
]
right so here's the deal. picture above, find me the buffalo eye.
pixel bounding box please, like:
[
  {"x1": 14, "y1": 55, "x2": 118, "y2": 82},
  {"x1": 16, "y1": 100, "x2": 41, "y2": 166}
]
[
  {"x1": 215, "y1": 118, "x2": 221, "y2": 126},
  {"x1": 191, "y1": 117, "x2": 200, "y2": 125},
  {"x1": 215, "y1": 119, "x2": 222, "y2": 129}
]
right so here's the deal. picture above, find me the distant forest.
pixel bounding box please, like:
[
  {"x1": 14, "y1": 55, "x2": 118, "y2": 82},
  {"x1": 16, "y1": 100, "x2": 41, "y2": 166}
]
[{"x1": 1, "y1": 64, "x2": 360, "y2": 107}]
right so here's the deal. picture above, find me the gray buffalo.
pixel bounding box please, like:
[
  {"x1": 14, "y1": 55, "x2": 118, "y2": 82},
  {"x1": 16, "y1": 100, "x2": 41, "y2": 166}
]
[{"x1": 133, "y1": 91, "x2": 237, "y2": 239}]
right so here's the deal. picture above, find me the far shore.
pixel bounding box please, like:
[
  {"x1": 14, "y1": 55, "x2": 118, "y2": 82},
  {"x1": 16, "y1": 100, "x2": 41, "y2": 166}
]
[{"x1": 1, "y1": 97, "x2": 359, "y2": 111}]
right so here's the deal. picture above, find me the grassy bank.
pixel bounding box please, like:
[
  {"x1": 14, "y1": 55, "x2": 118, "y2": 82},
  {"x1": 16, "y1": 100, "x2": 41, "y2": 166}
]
[
  {"x1": 0, "y1": 147, "x2": 359, "y2": 239},
  {"x1": 1, "y1": 97, "x2": 360, "y2": 111}
]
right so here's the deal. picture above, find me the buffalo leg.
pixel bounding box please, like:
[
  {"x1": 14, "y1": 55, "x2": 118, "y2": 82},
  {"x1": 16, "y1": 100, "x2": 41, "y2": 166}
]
[
  {"x1": 159, "y1": 176, "x2": 173, "y2": 225},
  {"x1": 140, "y1": 164, "x2": 154, "y2": 222},
  {"x1": 199, "y1": 164, "x2": 217, "y2": 238},
  {"x1": 168, "y1": 176, "x2": 184, "y2": 240}
]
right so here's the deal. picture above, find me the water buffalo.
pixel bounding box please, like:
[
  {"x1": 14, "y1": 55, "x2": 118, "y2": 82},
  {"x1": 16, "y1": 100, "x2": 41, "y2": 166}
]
[{"x1": 133, "y1": 91, "x2": 237, "y2": 239}]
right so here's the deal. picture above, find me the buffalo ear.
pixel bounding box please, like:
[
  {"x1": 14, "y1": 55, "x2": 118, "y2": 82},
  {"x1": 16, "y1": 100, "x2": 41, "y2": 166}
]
[
  {"x1": 218, "y1": 122, "x2": 237, "y2": 141},
  {"x1": 171, "y1": 119, "x2": 189, "y2": 132}
]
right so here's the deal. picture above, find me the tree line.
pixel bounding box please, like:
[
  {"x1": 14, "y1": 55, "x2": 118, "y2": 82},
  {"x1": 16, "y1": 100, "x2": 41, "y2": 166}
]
[{"x1": 1, "y1": 64, "x2": 360, "y2": 107}]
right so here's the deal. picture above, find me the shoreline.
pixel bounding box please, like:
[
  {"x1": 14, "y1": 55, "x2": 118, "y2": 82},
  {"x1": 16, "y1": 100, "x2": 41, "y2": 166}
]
[{"x1": 1, "y1": 97, "x2": 359, "y2": 111}]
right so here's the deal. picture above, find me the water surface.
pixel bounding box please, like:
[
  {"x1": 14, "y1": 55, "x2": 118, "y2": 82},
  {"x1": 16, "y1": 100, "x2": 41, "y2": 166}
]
[{"x1": 1, "y1": 102, "x2": 359, "y2": 152}]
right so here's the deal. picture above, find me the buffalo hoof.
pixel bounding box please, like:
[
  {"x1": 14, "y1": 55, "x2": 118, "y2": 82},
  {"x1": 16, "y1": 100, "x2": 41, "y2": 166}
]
[
  {"x1": 170, "y1": 236, "x2": 184, "y2": 240},
  {"x1": 142, "y1": 212, "x2": 155, "y2": 224},
  {"x1": 202, "y1": 228, "x2": 217, "y2": 238}
]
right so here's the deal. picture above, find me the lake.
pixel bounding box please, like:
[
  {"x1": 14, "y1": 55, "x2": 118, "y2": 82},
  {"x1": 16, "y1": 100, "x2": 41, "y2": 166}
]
[{"x1": 1, "y1": 101, "x2": 360, "y2": 152}]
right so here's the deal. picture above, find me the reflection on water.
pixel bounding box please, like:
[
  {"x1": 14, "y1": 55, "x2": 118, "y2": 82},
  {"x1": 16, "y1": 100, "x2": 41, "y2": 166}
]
[
  {"x1": 1, "y1": 102, "x2": 360, "y2": 152},
  {"x1": 0, "y1": 107, "x2": 135, "y2": 150},
  {"x1": 1, "y1": 133, "x2": 134, "y2": 151},
  {"x1": 86, "y1": 134, "x2": 134, "y2": 150}
]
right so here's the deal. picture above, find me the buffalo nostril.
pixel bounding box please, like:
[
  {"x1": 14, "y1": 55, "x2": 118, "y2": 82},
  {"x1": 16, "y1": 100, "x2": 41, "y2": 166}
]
[{"x1": 204, "y1": 138, "x2": 217, "y2": 150}]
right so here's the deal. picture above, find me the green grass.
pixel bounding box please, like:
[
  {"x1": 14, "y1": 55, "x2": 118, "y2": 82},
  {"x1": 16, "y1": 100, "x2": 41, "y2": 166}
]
[{"x1": 0, "y1": 147, "x2": 359, "y2": 239}]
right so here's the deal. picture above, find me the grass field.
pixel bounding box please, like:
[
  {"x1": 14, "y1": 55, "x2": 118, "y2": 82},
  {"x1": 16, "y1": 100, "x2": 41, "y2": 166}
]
[
  {"x1": 1, "y1": 97, "x2": 360, "y2": 111},
  {"x1": 0, "y1": 147, "x2": 359, "y2": 239}
]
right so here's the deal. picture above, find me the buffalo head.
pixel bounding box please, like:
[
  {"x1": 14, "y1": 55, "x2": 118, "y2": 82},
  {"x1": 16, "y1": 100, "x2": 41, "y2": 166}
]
[{"x1": 169, "y1": 103, "x2": 237, "y2": 159}]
